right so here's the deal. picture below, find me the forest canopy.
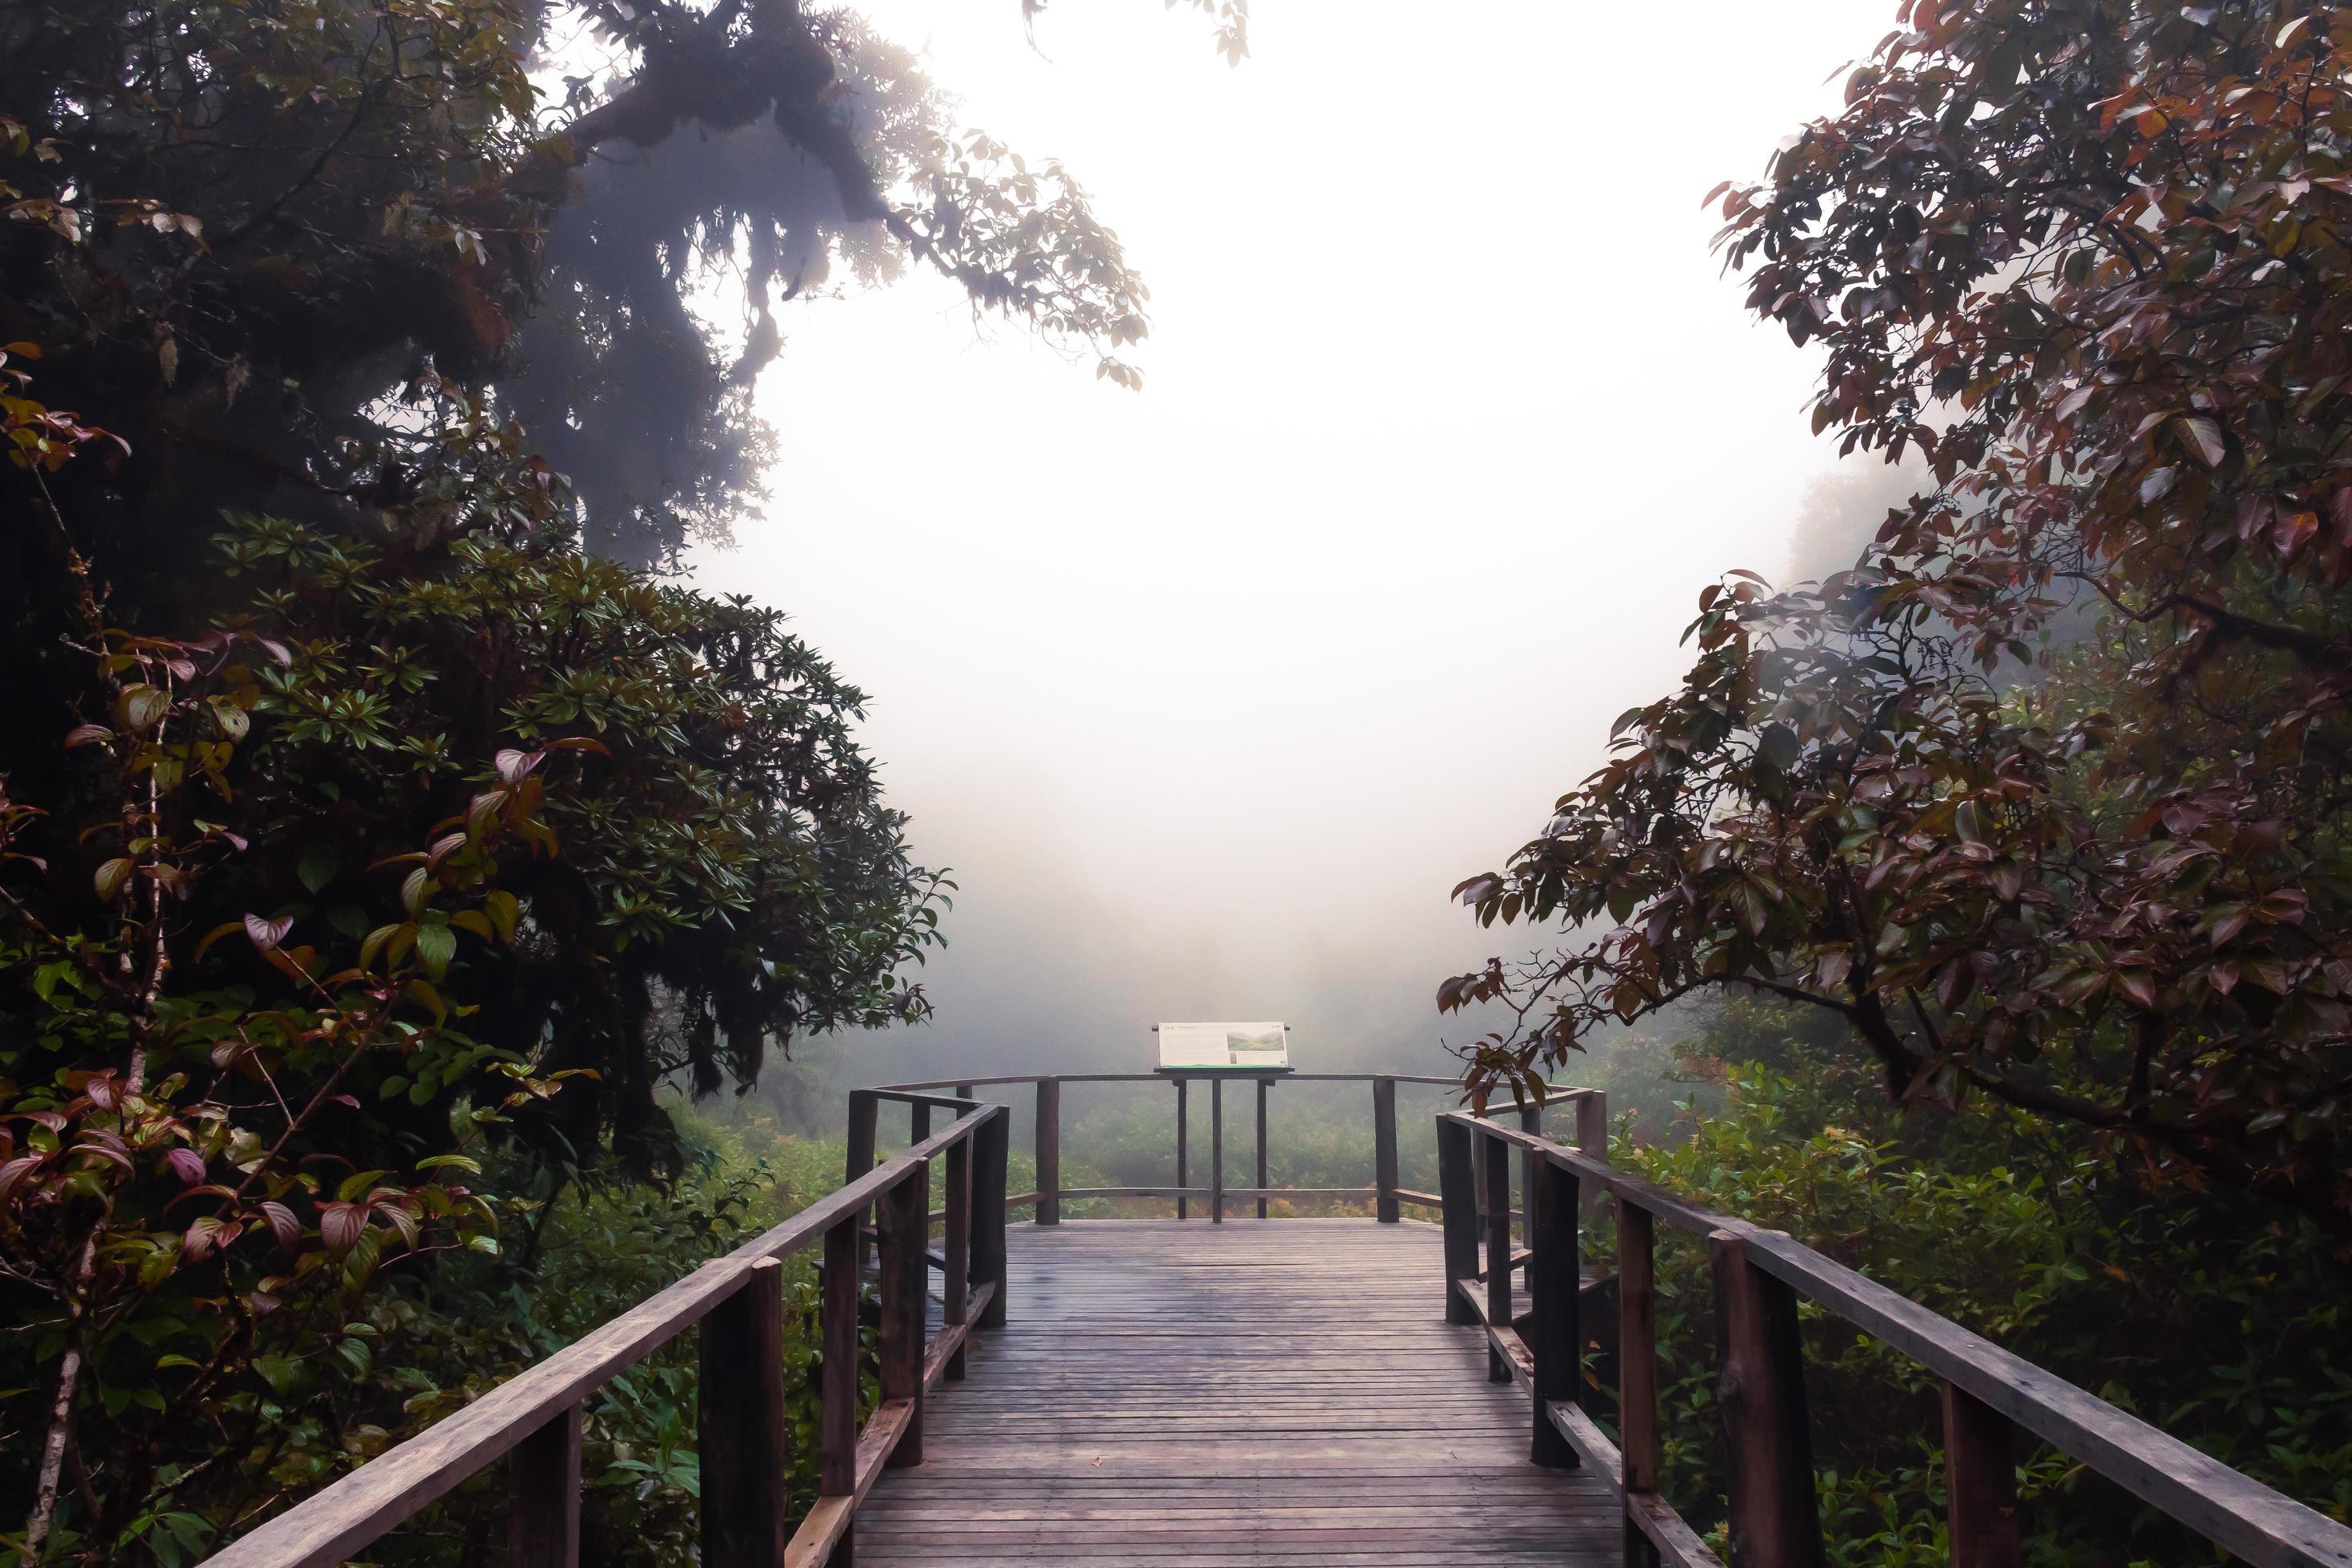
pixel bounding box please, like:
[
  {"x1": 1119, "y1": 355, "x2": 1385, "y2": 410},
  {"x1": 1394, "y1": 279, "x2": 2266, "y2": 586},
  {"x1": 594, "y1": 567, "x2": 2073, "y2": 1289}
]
[
  {"x1": 1447, "y1": 0, "x2": 2352, "y2": 1233},
  {"x1": 0, "y1": 0, "x2": 1235, "y2": 1558}
]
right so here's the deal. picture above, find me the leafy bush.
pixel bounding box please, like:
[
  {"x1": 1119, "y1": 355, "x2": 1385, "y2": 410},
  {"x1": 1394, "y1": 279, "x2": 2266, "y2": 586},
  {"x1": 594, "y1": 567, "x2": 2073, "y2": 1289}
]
[
  {"x1": 0, "y1": 482, "x2": 936, "y2": 1559},
  {"x1": 1593, "y1": 1003, "x2": 2352, "y2": 1564}
]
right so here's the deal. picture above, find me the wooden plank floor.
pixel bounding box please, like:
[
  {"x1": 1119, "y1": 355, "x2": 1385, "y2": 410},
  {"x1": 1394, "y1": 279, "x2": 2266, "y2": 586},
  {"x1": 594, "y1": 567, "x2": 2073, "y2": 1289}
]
[{"x1": 854, "y1": 1219, "x2": 1618, "y2": 1565}]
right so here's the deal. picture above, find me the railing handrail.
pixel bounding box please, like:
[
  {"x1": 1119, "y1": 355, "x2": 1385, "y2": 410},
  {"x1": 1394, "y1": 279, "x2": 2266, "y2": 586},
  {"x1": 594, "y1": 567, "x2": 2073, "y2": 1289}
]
[
  {"x1": 211, "y1": 1098, "x2": 1010, "y2": 1568},
  {"x1": 1437, "y1": 1109, "x2": 2352, "y2": 1568},
  {"x1": 855, "y1": 1071, "x2": 1604, "y2": 1226},
  {"x1": 874, "y1": 1070, "x2": 1598, "y2": 1094}
]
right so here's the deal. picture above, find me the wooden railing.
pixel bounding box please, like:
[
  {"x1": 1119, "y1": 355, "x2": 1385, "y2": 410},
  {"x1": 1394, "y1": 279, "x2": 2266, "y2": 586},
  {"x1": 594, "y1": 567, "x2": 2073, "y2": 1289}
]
[
  {"x1": 209, "y1": 1094, "x2": 1009, "y2": 1568},
  {"x1": 867, "y1": 1071, "x2": 1606, "y2": 1222},
  {"x1": 1436, "y1": 1110, "x2": 2352, "y2": 1568}
]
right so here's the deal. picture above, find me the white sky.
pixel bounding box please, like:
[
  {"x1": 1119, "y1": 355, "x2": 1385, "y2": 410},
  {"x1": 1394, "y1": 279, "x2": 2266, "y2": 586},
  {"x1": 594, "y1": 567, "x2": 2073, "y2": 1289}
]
[{"x1": 689, "y1": 0, "x2": 1898, "y2": 1078}]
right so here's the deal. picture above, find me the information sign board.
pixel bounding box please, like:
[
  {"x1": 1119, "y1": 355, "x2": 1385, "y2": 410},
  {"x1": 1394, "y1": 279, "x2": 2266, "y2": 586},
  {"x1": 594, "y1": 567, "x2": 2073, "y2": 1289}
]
[{"x1": 1157, "y1": 1022, "x2": 1289, "y2": 1070}]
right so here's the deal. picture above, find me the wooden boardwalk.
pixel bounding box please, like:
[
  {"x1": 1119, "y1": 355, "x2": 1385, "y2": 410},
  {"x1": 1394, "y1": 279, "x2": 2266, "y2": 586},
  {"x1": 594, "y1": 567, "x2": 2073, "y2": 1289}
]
[
  {"x1": 205, "y1": 1092, "x2": 2352, "y2": 1568},
  {"x1": 853, "y1": 1218, "x2": 1619, "y2": 1565}
]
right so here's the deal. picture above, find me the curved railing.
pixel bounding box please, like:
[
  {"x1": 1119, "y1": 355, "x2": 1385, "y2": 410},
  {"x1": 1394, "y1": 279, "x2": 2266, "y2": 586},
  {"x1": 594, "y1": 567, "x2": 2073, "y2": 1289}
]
[{"x1": 859, "y1": 1070, "x2": 1606, "y2": 1222}]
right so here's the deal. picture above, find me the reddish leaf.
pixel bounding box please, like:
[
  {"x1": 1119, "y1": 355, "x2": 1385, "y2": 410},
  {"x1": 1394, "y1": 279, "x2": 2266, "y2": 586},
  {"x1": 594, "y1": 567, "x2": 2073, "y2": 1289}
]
[
  {"x1": 260, "y1": 1199, "x2": 302, "y2": 1253},
  {"x1": 318, "y1": 1201, "x2": 366, "y2": 1255}
]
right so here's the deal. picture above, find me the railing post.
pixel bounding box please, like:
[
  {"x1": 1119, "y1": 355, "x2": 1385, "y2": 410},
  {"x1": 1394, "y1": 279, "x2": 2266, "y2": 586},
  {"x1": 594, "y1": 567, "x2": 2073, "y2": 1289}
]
[
  {"x1": 700, "y1": 1258, "x2": 788, "y2": 1568},
  {"x1": 1620, "y1": 1202, "x2": 1661, "y2": 1568},
  {"x1": 1175, "y1": 1077, "x2": 1189, "y2": 1221},
  {"x1": 1518, "y1": 1100, "x2": 1542, "y2": 1249},
  {"x1": 1484, "y1": 1126, "x2": 1513, "y2": 1383},
  {"x1": 944, "y1": 1130, "x2": 971, "y2": 1382},
  {"x1": 1210, "y1": 1075, "x2": 1225, "y2": 1224},
  {"x1": 1373, "y1": 1076, "x2": 1399, "y2": 1224},
  {"x1": 1944, "y1": 1382, "x2": 2021, "y2": 1568},
  {"x1": 846, "y1": 1089, "x2": 879, "y2": 1278},
  {"x1": 508, "y1": 1402, "x2": 582, "y2": 1568},
  {"x1": 910, "y1": 1098, "x2": 930, "y2": 1145},
  {"x1": 1035, "y1": 1077, "x2": 1061, "y2": 1226},
  {"x1": 1576, "y1": 1090, "x2": 1610, "y2": 1218},
  {"x1": 956, "y1": 1082, "x2": 974, "y2": 1101},
  {"x1": 1472, "y1": 1124, "x2": 1488, "y2": 1224},
  {"x1": 1529, "y1": 1152, "x2": 1580, "y2": 1470},
  {"x1": 1255, "y1": 1076, "x2": 1270, "y2": 1220},
  {"x1": 974, "y1": 1107, "x2": 1009, "y2": 1330},
  {"x1": 819, "y1": 1214, "x2": 860, "y2": 1566},
  {"x1": 1436, "y1": 1116, "x2": 1479, "y2": 1326},
  {"x1": 1710, "y1": 1230, "x2": 1825, "y2": 1568},
  {"x1": 880, "y1": 1169, "x2": 927, "y2": 1468},
  {"x1": 1575, "y1": 1089, "x2": 1609, "y2": 1156}
]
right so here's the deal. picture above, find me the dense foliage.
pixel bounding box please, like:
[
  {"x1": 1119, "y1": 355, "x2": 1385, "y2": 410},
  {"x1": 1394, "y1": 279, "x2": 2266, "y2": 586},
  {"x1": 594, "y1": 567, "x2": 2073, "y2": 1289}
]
[
  {"x1": 1446, "y1": 0, "x2": 2352, "y2": 1231},
  {"x1": 1596, "y1": 1000, "x2": 2352, "y2": 1563}
]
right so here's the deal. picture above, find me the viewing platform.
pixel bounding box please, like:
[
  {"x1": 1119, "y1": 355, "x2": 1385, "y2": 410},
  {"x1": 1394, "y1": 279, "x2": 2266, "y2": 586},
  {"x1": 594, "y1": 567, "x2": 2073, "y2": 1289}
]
[{"x1": 209, "y1": 1073, "x2": 2352, "y2": 1568}]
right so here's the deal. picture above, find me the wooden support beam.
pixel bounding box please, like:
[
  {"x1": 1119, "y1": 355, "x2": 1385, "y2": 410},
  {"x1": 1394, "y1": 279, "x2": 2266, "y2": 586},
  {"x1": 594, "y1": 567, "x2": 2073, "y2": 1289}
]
[
  {"x1": 879, "y1": 1172, "x2": 926, "y2": 1468},
  {"x1": 1621, "y1": 1201, "x2": 1662, "y2": 1568},
  {"x1": 1256, "y1": 1077, "x2": 1270, "y2": 1220},
  {"x1": 973, "y1": 1110, "x2": 1008, "y2": 1330},
  {"x1": 1210, "y1": 1076, "x2": 1225, "y2": 1224},
  {"x1": 1518, "y1": 1101, "x2": 1544, "y2": 1254},
  {"x1": 1577, "y1": 1090, "x2": 1610, "y2": 1157},
  {"x1": 1710, "y1": 1229, "x2": 1824, "y2": 1568},
  {"x1": 845, "y1": 1090, "x2": 878, "y2": 1281},
  {"x1": 1529, "y1": 1154, "x2": 1580, "y2": 1470},
  {"x1": 942, "y1": 1135, "x2": 970, "y2": 1382},
  {"x1": 1945, "y1": 1381, "x2": 2021, "y2": 1568},
  {"x1": 1484, "y1": 1128, "x2": 1513, "y2": 1384},
  {"x1": 700, "y1": 1258, "x2": 787, "y2": 1568},
  {"x1": 1435, "y1": 1118, "x2": 1480, "y2": 1326},
  {"x1": 1034, "y1": 1078, "x2": 1061, "y2": 1227},
  {"x1": 1174, "y1": 1078, "x2": 1188, "y2": 1222},
  {"x1": 818, "y1": 1214, "x2": 859, "y2": 1568},
  {"x1": 506, "y1": 1403, "x2": 581, "y2": 1568},
  {"x1": 1577, "y1": 1090, "x2": 1610, "y2": 1220},
  {"x1": 1373, "y1": 1076, "x2": 1400, "y2": 1224}
]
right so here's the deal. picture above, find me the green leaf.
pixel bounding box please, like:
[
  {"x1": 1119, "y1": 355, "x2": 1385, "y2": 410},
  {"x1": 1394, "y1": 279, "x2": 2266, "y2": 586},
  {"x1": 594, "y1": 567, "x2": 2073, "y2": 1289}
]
[
  {"x1": 94, "y1": 857, "x2": 134, "y2": 902},
  {"x1": 414, "y1": 921, "x2": 455, "y2": 979},
  {"x1": 297, "y1": 849, "x2": 336, "y2": 894},
  {"x1": 252, "y1": 1353, "x2": 300, "y2": 1395},
  {"x1": 208, "y1": 697, "x2": 250, "y2": 742},
  {"x1": 119, "y1": 684, "x2": 170, "y2": 734},
  {"x1": 482, "y1": 889, "x2": 520, "y2": 943}
]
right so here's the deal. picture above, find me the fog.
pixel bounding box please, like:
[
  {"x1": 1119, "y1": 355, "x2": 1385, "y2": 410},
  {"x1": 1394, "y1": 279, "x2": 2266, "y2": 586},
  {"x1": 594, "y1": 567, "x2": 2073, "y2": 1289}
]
[{"x1": 686, "y1": 0, "x2": 1901, "y2": 1096}]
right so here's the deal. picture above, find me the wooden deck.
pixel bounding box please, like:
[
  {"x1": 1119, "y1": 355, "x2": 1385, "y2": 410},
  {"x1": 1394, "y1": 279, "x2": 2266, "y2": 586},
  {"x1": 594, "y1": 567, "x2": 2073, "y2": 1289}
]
[
  {"x1": 206, "y1": 1091, "x2": 2352, "y2": 1568},
  {"x1": 853, "y1": 1218, "x2": 1619, "y2": 1565}
]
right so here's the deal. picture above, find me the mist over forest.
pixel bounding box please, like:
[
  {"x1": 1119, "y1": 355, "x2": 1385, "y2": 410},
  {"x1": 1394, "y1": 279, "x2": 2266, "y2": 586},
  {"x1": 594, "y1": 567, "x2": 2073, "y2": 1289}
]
[{"x1": 13, "y1": 1, "x2": 2352, "y2": 1562}]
